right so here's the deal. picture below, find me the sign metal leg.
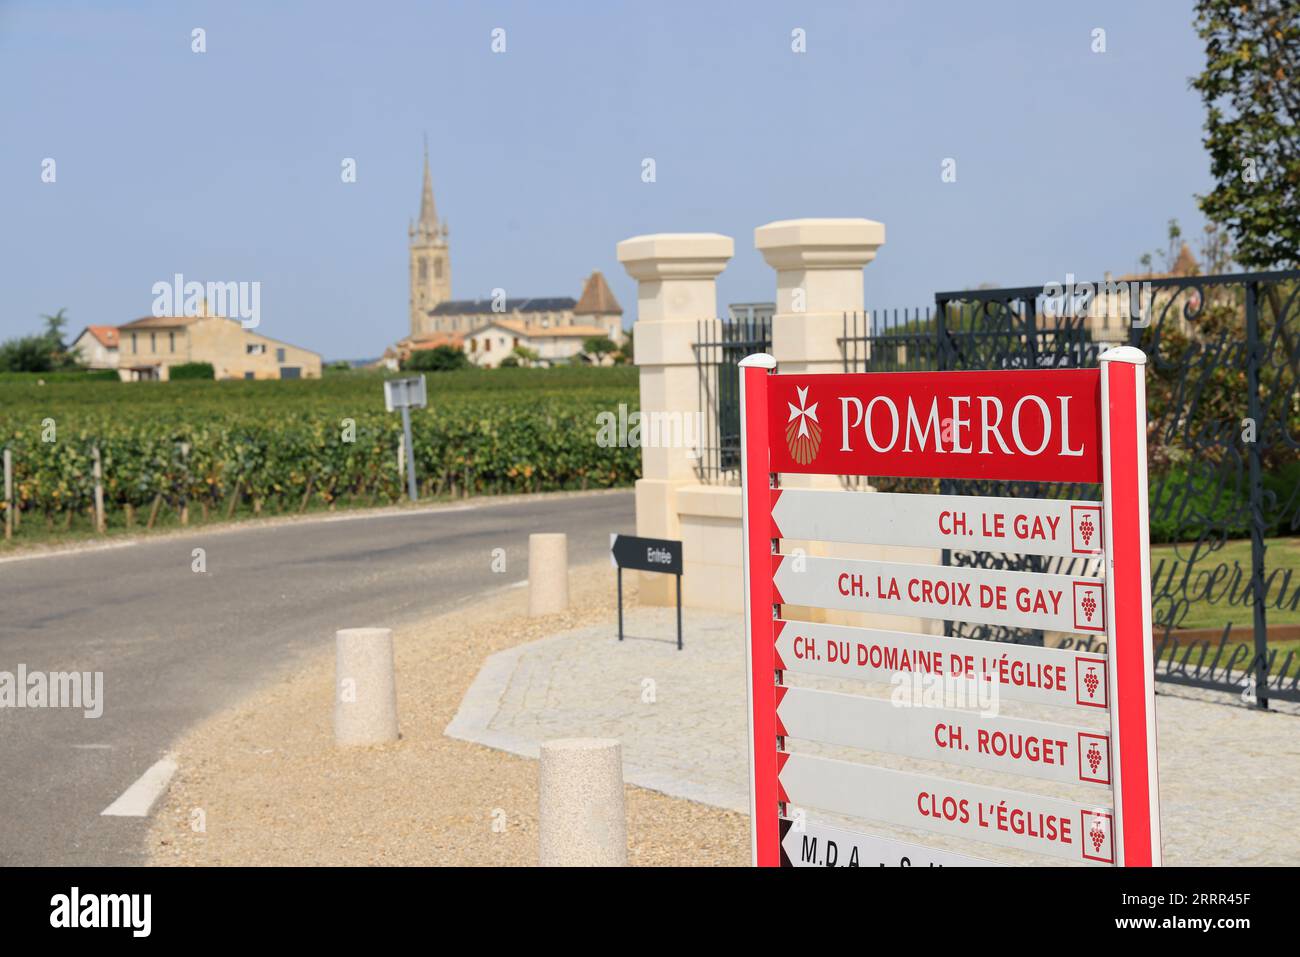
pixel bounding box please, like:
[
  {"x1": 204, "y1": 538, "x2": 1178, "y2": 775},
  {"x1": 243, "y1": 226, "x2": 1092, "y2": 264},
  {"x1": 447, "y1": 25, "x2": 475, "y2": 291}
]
[
  {"x1": 676, "y1": 573, "x2": 682, "y2": 651},
  {"x1": 401, "y1": 405, "x2": 418, "y2": 503},
  {"x1": 617, "y1": 567, "x2": 623, "y2": 642}
]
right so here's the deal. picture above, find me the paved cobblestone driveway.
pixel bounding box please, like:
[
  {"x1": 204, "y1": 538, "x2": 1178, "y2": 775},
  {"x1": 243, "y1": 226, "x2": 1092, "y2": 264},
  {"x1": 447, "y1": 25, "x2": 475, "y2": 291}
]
[{"x1": 448, "y1": 607, "x2": 1300, "y2": 865}]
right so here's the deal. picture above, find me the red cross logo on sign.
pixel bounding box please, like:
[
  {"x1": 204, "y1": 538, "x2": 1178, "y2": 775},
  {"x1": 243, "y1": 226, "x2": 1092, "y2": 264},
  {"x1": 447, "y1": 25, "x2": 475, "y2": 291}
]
[{"x1": 785, "y1": 386, "x2": 822, "y2": 465}]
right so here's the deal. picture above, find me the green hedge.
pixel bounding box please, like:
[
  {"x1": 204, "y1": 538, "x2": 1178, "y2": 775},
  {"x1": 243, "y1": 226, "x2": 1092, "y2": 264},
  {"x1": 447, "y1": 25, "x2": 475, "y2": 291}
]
[
  {"x1": 168, "y1": 362, "x2": 215, "y2": 380},
  {"x1": 1149, "y1": 462, "x2": 1300, "y2": 542}
]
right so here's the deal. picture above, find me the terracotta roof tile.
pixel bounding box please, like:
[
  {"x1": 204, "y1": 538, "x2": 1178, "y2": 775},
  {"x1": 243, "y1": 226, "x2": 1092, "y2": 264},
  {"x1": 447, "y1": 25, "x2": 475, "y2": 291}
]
[
  {"x1": 408, "y1": 332, "x2": 464, "y2": 351},
  {"x1": 80, "y1": 325, "x2": 120, "y2": 347}
]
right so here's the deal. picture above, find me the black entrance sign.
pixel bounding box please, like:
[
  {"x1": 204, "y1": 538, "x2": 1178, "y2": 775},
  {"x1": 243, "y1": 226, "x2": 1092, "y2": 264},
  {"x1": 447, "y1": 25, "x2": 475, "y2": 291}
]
[
  {"x1": 610, "y1": 534, "x2": 683, "y2": 575},
  {"x1": 609, "y1": 533, "x2": 683, "y2": 650}
]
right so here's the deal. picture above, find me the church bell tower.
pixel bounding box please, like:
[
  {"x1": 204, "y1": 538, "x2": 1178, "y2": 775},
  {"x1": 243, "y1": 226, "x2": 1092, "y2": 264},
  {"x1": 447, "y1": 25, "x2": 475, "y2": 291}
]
[{"x1": 408, "y1": 137, "x2": 451, "y2": 336}]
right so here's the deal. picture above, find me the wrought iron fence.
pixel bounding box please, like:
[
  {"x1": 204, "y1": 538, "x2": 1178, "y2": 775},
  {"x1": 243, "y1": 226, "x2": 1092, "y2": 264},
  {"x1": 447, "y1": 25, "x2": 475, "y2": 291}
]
[
  {"x1": 693, "y1": 313, "x2": 773, "y2": 484},
  {"x1": 840, "y1": 302, "x2": 1098, "y2": 373},
  {"x1": 842, "y1": 272, "x2": 1300, "y2": 707}
]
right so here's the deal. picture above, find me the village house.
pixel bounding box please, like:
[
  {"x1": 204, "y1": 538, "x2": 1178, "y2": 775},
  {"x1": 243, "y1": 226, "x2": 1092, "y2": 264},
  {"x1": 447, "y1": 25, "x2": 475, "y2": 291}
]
[
  {"x1": 462, "y1": 316, "x2": 616, "y2": 368},
  {"x1": 70, "y1": 325, "x2": 120, "y2": 370},
  {"x1": 115, "y1": 311, "x2": 322, "y2": 381}
]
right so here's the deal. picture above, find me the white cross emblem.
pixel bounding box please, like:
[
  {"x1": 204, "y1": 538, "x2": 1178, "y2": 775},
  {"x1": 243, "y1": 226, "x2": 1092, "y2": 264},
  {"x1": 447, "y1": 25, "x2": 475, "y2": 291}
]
[{"x1": 787, "y1": 386, "x2": 819, "y2": 440}]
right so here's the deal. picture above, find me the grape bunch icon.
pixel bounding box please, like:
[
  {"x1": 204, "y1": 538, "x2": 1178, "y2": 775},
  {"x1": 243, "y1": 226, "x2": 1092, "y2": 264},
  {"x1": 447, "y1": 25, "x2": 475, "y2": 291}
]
[
  {"x1": 1086, "y1": 742, "x2": 1102, "y2": 775},
  {"x1": 1079, "y1": 514, "x2": 1095, "y2": 546},
  {"x1": 1089, "y1": 818, "x2": 1106, "y2": 853},
  {"x1": 1081, "y1": 591, "x2": 1098, "y2": 621},
  {"x1": 1084, "y1": 666, "x2": 1100, "y2": 699}
]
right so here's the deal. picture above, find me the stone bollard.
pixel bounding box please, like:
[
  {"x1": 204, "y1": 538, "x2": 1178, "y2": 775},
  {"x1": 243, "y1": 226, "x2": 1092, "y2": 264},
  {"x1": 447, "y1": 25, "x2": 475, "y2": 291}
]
[
  {"x1": 538, "y1": 738, "x2": 628, "y2": 866},
  {"x1": 334, "y1": 627, "x2": 399, "y2": 746},
  {"x1": 528, "y1": 533, "x2": 569, "y2": 616}
]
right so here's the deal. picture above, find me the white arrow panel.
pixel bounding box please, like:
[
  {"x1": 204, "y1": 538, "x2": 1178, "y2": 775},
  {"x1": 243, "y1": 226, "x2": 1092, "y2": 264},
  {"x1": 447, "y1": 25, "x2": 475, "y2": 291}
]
[
  {"x1": 774, "y1": 619, "x2": 1110, "y2": 711},
  {"x1": 778, "y1": 753, "x2": 1116, "y2": 865},
  {"x1": 772, "y1": 489, "x2": 1104, "y2": 558},
  {"x1": 777, "y1": 687, "x2": 1111, "y2": 788},
  {"x1": 774, "y1": 555, "x2": 1107, "y2": 635},
  {"x1": 779, "y1": 818, "x2": 999, "y2": 867}
]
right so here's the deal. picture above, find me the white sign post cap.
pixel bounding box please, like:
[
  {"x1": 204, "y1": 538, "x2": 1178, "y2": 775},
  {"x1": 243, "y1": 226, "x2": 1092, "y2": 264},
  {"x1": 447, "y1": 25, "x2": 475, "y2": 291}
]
[
  {"x1": 1098, "y1": 345, "x2": 1147, "y2": 365},
  {"x1": 740, "y1": 353, "x2": 777, "y2": 370}
]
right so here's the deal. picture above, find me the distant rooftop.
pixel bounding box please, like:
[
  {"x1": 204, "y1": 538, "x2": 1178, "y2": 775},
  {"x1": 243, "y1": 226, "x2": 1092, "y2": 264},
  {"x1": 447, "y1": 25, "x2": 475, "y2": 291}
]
[
  {"x1": 574, "y1": 271, "x2": 622, "y2": 315},
  {"x1": 429, "y1": 297, "x2": 577, "y2": 316}
]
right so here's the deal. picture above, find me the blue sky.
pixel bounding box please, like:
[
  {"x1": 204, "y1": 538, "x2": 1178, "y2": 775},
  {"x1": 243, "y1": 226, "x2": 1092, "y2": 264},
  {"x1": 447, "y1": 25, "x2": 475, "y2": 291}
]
[{"x1": 1, "y1": 0, "x2": 1210, "y2": 360}]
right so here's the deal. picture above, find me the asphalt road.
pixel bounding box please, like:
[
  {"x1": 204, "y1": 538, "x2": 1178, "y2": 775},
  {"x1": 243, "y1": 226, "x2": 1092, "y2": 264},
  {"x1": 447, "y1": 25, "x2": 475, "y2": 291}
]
[{"x1": 0, "y1": 490, "x2": 634, "y2": 866}]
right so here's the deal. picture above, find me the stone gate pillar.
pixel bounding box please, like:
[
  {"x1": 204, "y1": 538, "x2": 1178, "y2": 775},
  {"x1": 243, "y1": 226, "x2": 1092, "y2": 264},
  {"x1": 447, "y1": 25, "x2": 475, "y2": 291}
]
[
  {"x1": 755, "y1": 218, "x2": 886, "y2": 376},
  {"x1": 752, "y1": 217, "x2": 936, "y2": 634},
  {"x1": 617, "y1": 233, "x2": 734, "y2": 605}
]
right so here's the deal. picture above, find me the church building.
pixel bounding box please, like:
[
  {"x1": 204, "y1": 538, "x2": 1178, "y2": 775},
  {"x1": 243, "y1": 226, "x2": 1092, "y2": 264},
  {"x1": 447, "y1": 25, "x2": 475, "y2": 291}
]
[{"x1": 388, "y1": 146, "x2": 623, "y2": 369}]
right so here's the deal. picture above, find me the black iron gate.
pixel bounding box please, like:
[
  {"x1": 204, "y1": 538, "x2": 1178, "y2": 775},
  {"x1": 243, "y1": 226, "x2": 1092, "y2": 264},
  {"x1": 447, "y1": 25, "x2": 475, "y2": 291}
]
[
  {"x1": 694, "y1": 314, "x2": 772, "y2": 483},
  {"x1": 842, "y1": 271, "x2": 1300, "y2": 707}
]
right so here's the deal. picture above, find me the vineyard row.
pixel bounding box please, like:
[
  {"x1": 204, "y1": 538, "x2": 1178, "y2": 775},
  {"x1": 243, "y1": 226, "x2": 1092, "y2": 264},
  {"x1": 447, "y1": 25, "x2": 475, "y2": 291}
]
[{"x1": 0, "y1": 403, "x2": 640, "y2": 532}]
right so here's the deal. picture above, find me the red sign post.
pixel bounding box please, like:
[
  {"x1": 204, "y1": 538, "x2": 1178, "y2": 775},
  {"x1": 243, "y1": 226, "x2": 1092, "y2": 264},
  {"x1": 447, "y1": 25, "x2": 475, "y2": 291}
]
[{"x1": 740, "y1": 349, "x2": 1161, "y2": 867}]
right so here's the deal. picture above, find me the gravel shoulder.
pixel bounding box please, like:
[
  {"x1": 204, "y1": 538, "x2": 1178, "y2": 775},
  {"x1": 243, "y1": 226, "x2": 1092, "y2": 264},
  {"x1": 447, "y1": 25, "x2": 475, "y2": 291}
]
[{"x1": 145, "y1": 559, "x2": 749, "y2": 866}]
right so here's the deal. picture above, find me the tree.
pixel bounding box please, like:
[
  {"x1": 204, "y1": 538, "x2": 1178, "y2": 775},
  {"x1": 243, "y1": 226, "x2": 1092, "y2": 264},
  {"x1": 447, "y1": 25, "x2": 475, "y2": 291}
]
[
  {"x1": 0, "y1": 308, "x2": 79, "y2": 372},
  {"x1": 1198, "y1": 221, "x2": 1236, "y2": 274},
  {"x1": 582, "y1": 336, "x2": 617, "y2": 363},
  {"x1": 1191, "y1": 0, "x2": 1300, "y2": 268},
  {"x1": 1162, "y1": 218, "x2": 1184, "y2": 271},
  {"x1": 403, "y1": 344, "x2": 468, "y2": 371},
  {"x1": 614, "y1": 327, "x2": 634, "y2": 364},
  {"x1": 511, "y1": 344, "x2": 540, "y2": 367},
  {"x1": 41, "y1": 308, "x2": 68, "y2": 349},
  {"x1": 0, "y1": 335, "x2": 56, "y2": 372},
  {"x1": 41, "y1": 308, "x2": 79, "y2": 369}
]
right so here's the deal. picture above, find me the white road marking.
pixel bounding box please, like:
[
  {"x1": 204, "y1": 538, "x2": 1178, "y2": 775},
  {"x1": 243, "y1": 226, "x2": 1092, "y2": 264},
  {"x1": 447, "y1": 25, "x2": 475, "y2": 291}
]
[
  {"x1": 72, "y1": 744, "x2": 113, "y2": 750},
  {"x1": 100, "y1": 754, "x2": 178, "y2": 817}
]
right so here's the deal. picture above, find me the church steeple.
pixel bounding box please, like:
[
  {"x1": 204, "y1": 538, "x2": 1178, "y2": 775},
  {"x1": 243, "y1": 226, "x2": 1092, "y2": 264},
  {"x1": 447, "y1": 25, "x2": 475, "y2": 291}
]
[
  {"x1": 409, "y1": 136, "x2": 451, "y2": 337},
  {"x1": 418, "y1": 134, "x2": 438, "y2": 234}
]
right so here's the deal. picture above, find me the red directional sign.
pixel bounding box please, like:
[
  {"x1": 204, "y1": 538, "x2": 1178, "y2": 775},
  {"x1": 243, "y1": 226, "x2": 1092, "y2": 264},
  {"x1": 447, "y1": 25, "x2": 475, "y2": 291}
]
[
  {"x1": 771, "y1": 554, "x2": 1107, "y2": 634},
  {"x1": 769, "y1": 369, "x2": 1102, "y2": 483},
  {"x1": 770, "y1": 488, "x2": 1104, "y2": 557},
  {"x1": 779, "y1": 818, "x2": 997, "y2": 868},
  {"x1": 777, "y1": 753, "x2": 1116, "y2": 865},
  {"x1": 773, "y1": 620, "x2": 1110, "y2": 710},
  {"x1": 775, "y1": 686, "x2": 1112, "y2": 788},
  {"x1": 739, "y1": 350, "x2": 1162, "y2": 869}
]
